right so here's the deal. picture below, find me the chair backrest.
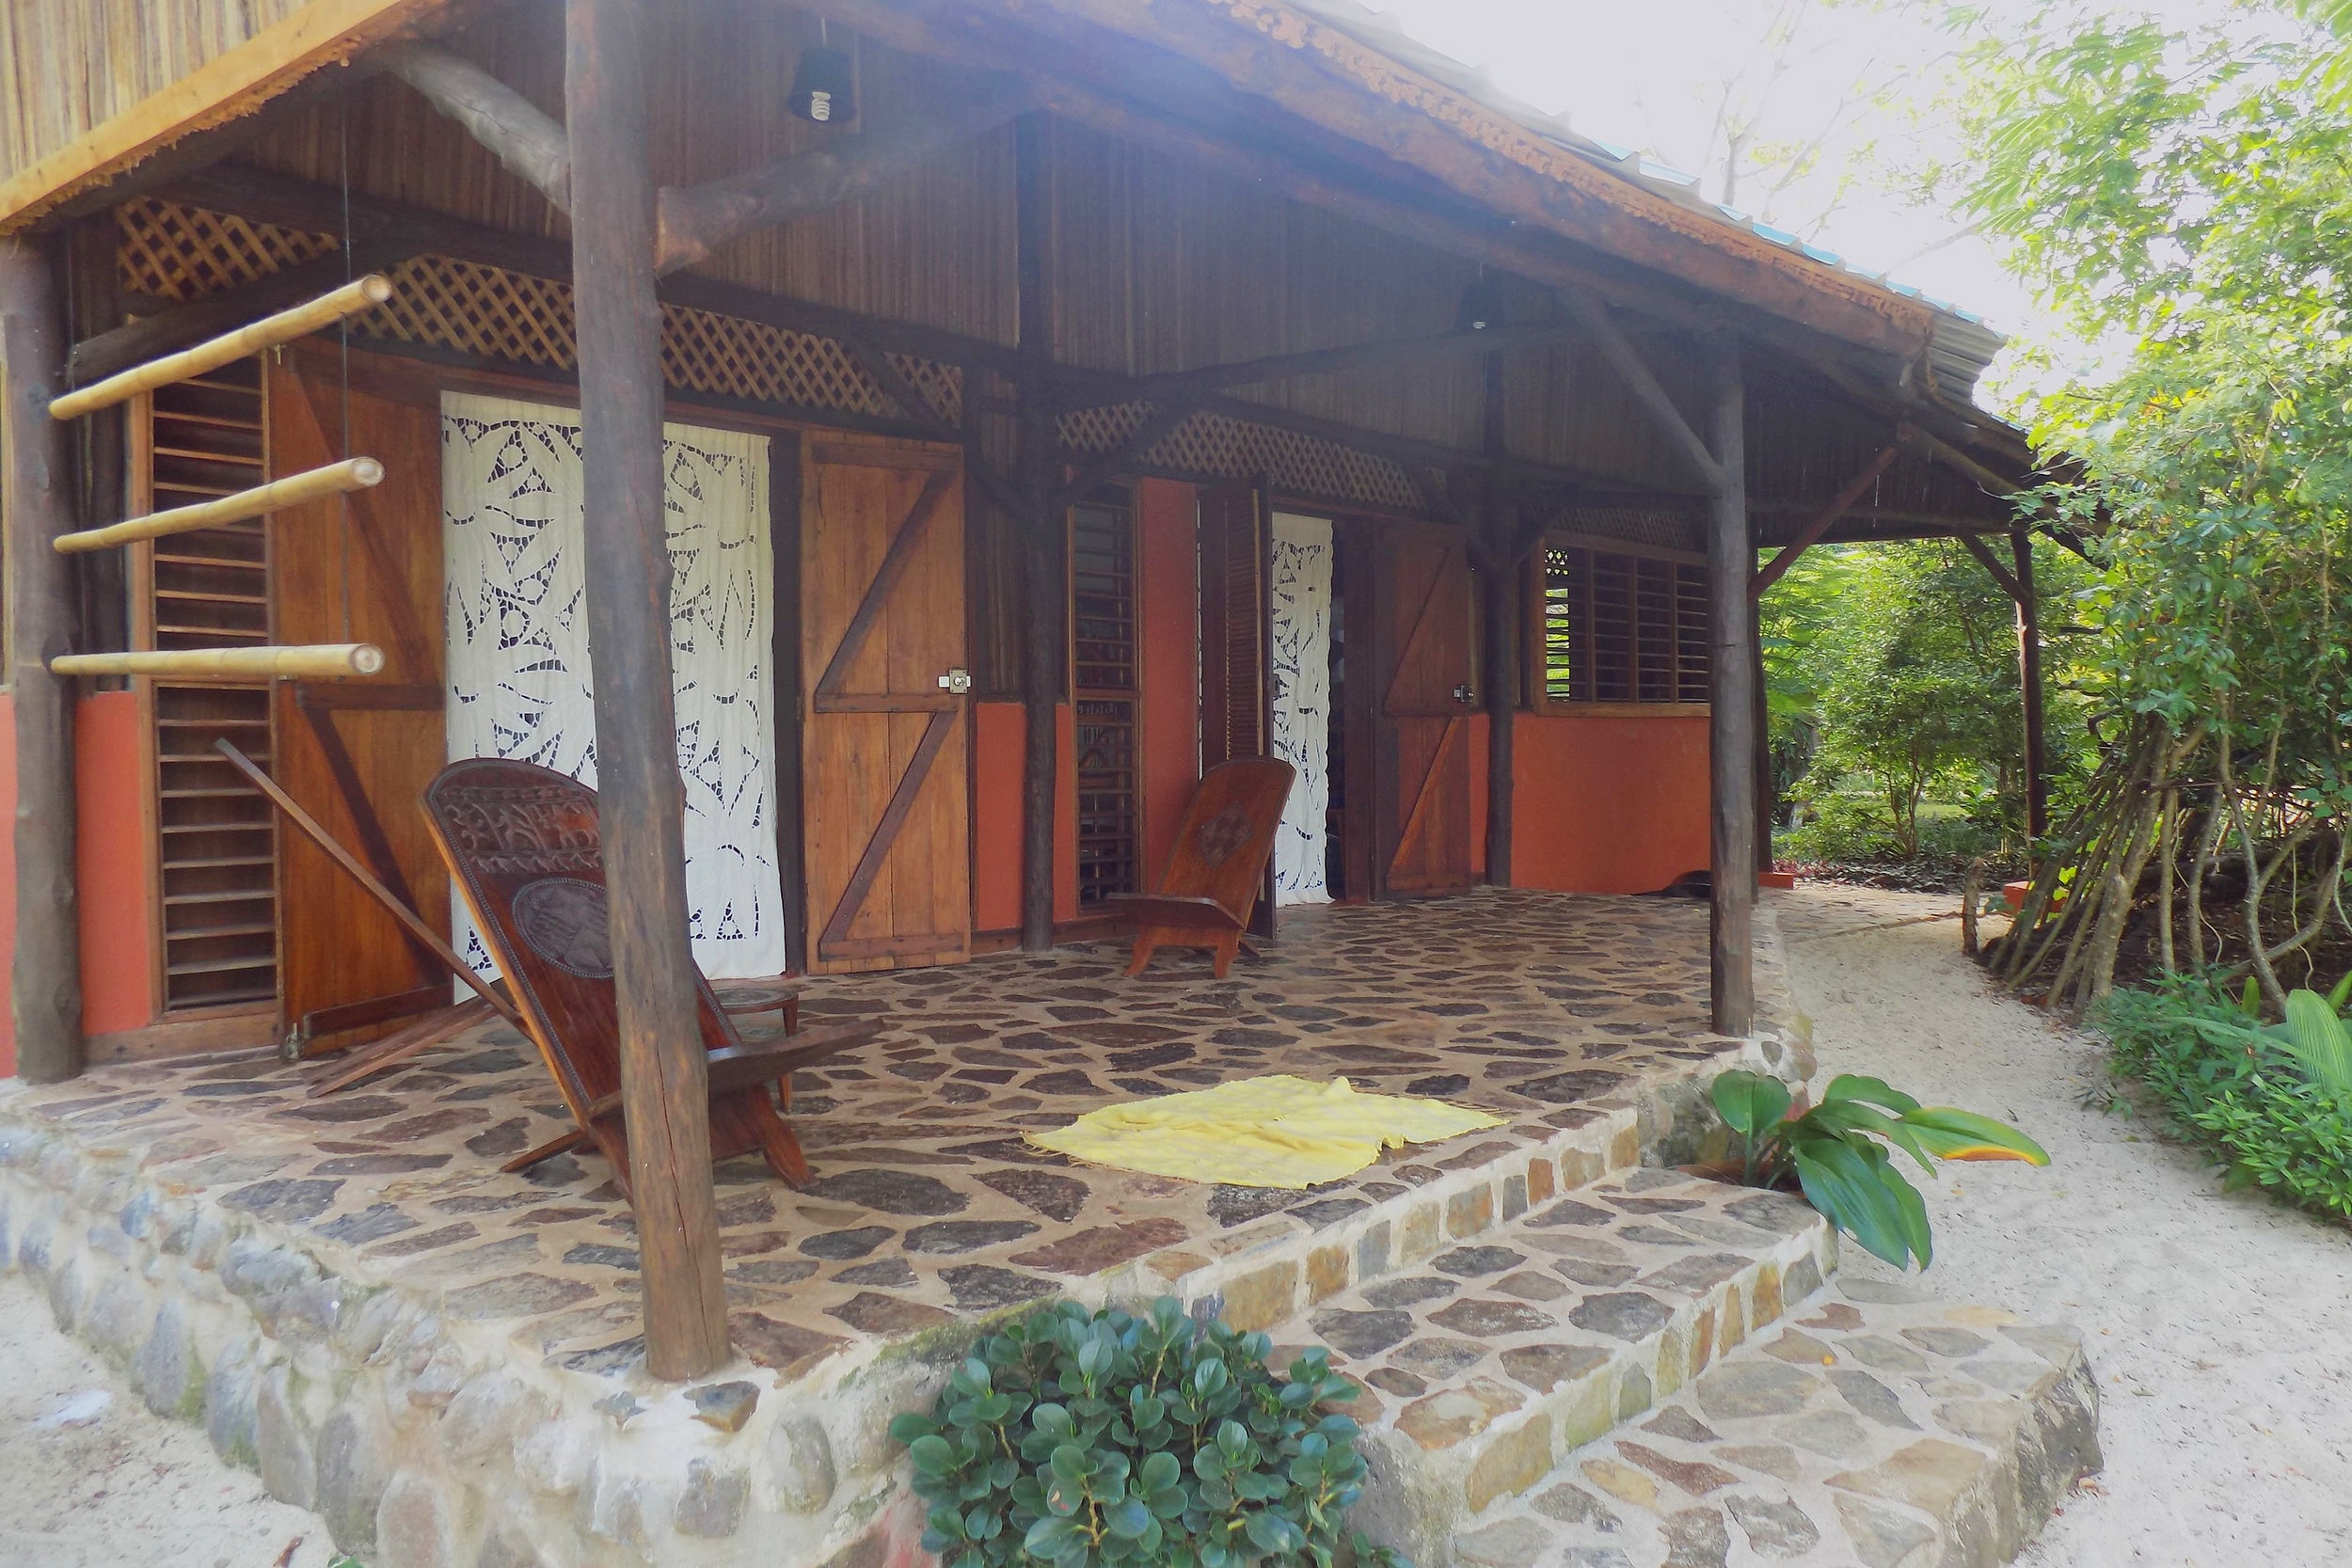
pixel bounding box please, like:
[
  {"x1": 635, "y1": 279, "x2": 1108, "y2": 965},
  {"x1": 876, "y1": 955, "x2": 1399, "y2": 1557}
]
[
  {"x1": 420, "y1": 758, "x2": 735, "y2": 1122},
  {"x1": 1159, "y1": 756, "x2": 1296, "y2": 918}
]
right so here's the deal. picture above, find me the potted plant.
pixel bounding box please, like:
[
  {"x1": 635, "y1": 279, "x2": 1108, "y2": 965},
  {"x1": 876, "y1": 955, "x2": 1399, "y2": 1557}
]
[{"x1": 1708, "y1": 1069, "x2": 2050, "y2": 1269}]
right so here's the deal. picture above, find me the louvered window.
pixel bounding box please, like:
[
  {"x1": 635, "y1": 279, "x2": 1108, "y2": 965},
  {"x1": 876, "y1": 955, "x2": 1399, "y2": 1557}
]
[
  {"x1": 1072, "y1": 490, "x2": 1139, "y2": 907},
  {"x1": 139, "y1": 357, "x2": 280, "y2": 1009},
  {"x1": 1542, "y1": 545, "x2": 1709, "y2": 705}
]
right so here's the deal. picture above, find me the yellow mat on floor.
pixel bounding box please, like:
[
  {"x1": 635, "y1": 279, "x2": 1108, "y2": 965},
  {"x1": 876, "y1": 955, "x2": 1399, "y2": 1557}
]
[{"x1": 1026, "y1": 1074, "x2": 1504, "y2": 1189}]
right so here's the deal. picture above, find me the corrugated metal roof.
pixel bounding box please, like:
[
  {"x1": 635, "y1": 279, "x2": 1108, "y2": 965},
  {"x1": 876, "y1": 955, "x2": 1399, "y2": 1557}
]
[{"x1": 1286, "y1": 0, "x2": 2007, "y2": 403}]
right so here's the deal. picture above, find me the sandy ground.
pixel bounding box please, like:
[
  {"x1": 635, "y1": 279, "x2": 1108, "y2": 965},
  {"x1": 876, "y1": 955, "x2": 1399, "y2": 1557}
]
[
  {"x1": 0, "y1": 1271, "x2": 340, "y2": 1568},
  {"x1": 1777, "y1": 883, "x2": 2352, "y2": 1568}
]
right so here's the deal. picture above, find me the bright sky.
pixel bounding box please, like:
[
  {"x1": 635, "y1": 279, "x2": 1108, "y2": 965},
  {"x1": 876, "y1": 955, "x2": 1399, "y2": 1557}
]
[
  {"x1": 1361, "y1": 0, "x2": 2240, "y2": 383},
  {"x1": 1367, "y1": 0, "x2": 2038, "y2": 331}
]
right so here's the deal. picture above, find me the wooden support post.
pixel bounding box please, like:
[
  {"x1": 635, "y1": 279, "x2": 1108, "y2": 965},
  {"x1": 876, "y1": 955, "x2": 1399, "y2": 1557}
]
[
  {"x1": 2, "y1": 239, "x2": 86, "y2": 1083},
  {"x1": 1753, "y1": 621, "x2": 1773, "y2": 876},
  {"x1": 565, "y1": 0, "x2": 726, "y2": 1381},
  {"x1": 1705, "y1": 338, "x2": 1756, "y2": 1037},
  {"x1": 1478, "y1": 351, "x2": 1515, "y2": 888},
  {"x1": 1014, "y1": 111, "x2": 1060, "y2": 953},
  {"x1": 383, "y1": 44, "x2": 572, "y2": 211},
  {"x1": 2013, "y1": 527, "x2": 2047, "y2": 843}
]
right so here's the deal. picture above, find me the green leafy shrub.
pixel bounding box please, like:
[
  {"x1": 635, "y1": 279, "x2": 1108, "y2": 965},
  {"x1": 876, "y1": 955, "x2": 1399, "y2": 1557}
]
[
  {"x1": 1711, "y1": 1069, "x2": 2050, "y2": 1269},
  {"x1": 2102, "y1": 975, "x2": 2352, "y2": 1220},
  {"x1": 888, "y1": 1297, "x2": 1405, "y2": 1568}
]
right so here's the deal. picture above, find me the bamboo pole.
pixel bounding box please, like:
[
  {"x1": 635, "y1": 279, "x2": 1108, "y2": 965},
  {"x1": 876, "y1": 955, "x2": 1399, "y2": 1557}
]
[
  {"x1": 51, "y1": 643, "x2": 385, "y2": 680},
  {"x1": 50, "y1": 275, "x2": 392, "y2": 420},
  {"x1": 55, "y1": 457, "x2": 383, "y2": 553}
]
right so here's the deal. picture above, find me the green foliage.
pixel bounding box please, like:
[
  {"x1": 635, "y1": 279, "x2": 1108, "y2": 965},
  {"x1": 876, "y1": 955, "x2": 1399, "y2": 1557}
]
[
  {"x1": 1710, "y1": 1069, "x2": 2051, "y2": 1269},
  {"x1": 1953, "y1": 5, "x2": 2352, "y2": 827},
  {"x1": 1761, "y1": 541, "x2": 2090, "y2": 861},
  {"x1": 888, "y1": 1297, "x2": 1405, "y2": 1568},
  {"x1": 2102, "y1": 974, "x2": 2352, "y2": 1219}
]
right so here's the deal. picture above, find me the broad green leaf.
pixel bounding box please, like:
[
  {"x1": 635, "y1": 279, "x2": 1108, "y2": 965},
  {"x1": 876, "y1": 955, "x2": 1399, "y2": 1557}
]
[
  {"x1": 2280, "y1": 989, "x2": 2352, "y2": 1095},
  {"x1": 1821, "y1": 1073, "x2": 1923, "y2": 1116},
  {"x1": 1710, "y1": 1069, "x2": 1790, "y2": 1137},
  {"x1": 1790, "y1": 1135, "x2": 1910, "y2": 1267},
  {"x1": 1902, "y1": 1107, "x2": 2051, "y2": 1164},
  {"x1": 1799, "y1": 1101, "x2": 1937, "y2": 1175},
  {"x1": 1876, "y1": 1162, "x2": 1933, "y2": 1268}
]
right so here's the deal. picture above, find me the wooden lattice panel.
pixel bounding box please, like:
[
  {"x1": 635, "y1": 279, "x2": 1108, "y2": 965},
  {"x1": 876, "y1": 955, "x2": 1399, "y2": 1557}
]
[
  {"x1": 118, "y1": 197, "x2": 338, "y2": 302},
  {"x1": 363, "y1": 255, "x2": 578, "y2": 370},
  {"x1": 114, "y1": 200, "x2": 961, "y2": 425},
  {"x1": 1060, "y1": 401, "x2": 1422, "y2": 512},
  {"x1": 1555, "y1": 505, "x2": 1699, "y2": 553}
]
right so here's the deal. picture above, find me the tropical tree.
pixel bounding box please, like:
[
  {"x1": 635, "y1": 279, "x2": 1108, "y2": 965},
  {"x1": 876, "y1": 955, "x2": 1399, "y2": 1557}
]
[{"x1": 1950, "y1": 1, "x2": 2352, "y2": 1010}]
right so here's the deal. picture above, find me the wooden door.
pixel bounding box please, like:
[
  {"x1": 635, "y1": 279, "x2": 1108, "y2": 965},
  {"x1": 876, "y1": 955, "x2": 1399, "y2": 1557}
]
[
  {"x1": 1377, "y1": 525, "x2": 1477, "y2": 896},
  {"x1": 801, "y1": 436, "x2": 971, "y2": 974},
  {"x1": 267, "y1": 349, "x2": 450, "y2": 1053}
]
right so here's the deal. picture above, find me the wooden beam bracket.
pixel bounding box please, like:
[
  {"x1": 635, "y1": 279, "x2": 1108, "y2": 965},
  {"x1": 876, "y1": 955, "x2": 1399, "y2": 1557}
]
[
  {"x1": 1749, "y1": 437, "x2": 1904, "y2": 600},
  {"x1": 1561, "y1": 286, "x2": 1727, "y2": 497},
  {"x1": 383, "y1": 43, "x2": 571, "y2": 212},
  {"x1": 1956, "y1": 531, "x2": 2026, "y2": 604}
]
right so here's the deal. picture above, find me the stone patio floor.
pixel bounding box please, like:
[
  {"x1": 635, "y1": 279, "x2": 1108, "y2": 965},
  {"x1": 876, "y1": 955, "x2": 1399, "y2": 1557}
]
[
  {"x1": 0, "y1": 889, "x2": 1807, "y2": 1568},
  {"x1": 9, "y1": 891, "x2": 1789, "y2": 1379}
]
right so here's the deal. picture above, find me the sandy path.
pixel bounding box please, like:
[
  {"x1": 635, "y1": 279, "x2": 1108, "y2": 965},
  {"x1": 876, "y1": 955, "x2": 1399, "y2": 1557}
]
[
  {"x1": 1775, "y1": 883, "x2": 2352, "y2": 1567},
  {"x1": 0, "y1": 1272, "x2": 339, "y2": 1568}
]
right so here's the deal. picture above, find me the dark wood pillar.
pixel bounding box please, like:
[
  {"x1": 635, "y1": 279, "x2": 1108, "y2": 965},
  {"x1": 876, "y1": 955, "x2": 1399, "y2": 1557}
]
[
  {"x1": 2012, "y1": 527, "x2": 2047, "y2": 842},
  {"x1": 1705, "y1": 338, "x2": 1756, "y2": 1036},
  {"x1": 1480, "y1": 353, "x2": 1515, "y2": 887},
  {"x1": 565, "y1": 0, "x2": 726, "y2": 1380},
  {"x1": 1, "y1": 238, "x2": 86, "y2": 1083},
  {"x1": 1753, "y1": 624, "x2": 1772, "y2": 875},
  {"x1": 1014, "y1": 112, "x2": 1061, "y2": 951}
]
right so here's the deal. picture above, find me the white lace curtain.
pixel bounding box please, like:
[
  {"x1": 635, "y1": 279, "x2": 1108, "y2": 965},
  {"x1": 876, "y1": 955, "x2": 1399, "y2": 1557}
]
[
  {"x1": 441, "y1": 391, "x2": 787, "y2": 979},
  {"x1": 1269, "y1": 512, "x2": 1333, "y2": 905}
]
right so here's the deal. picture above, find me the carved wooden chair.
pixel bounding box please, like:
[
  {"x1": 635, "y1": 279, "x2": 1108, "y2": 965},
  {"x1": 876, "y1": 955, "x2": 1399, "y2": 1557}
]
[
  {"x1": 421, "y1": 758, "x2": 870, "y2": 1195},
  {"x1": 1108, "y1": 756, "x2": 1295, "y2": 978}
]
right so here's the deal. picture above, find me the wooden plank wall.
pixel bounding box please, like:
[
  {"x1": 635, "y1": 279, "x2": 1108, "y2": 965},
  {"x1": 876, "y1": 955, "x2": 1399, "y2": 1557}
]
[
  {"x1": 0, "y1": 0, "x2": 316, "y2": 179},
  {"x1": 228, "y1": 1, "x2": 1702, "y2": 495}
]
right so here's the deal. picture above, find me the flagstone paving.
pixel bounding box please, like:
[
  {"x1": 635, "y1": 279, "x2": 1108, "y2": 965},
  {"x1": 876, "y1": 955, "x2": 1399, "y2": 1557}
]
[
  {"x1": 0, "y1": 890, "x2": 1811, "y2": 1568},
  {"x1": 1, "y1": 891, "x2": 1797, "y2": 1383},
  {"x1": 1454, "y1": 1276, "x2": 2100, "y2": 1568}
]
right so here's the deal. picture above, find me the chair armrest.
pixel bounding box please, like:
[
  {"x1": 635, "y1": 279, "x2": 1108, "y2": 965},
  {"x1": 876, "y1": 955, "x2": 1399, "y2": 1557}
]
[{"x1": 582, "y1": 1022, "x2": 877, "y2": 1119}]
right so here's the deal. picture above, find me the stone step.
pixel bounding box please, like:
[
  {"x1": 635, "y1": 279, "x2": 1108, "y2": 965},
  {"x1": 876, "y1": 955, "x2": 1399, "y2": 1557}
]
[
  {"x1": 1273, "y1": 1168, "x2": 1836, "y2": 1566},
  {"x1": 1453, "y1": 1277, "x2": 2101, "y2": 1568}
]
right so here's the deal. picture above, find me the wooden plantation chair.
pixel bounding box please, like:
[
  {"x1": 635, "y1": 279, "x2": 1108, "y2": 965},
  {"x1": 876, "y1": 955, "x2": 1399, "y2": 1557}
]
[
  {"x1": 1108, "y1": 756, "x2": 1295, "y2": 978},
  {"x1": 421, "y1": 758, "x2": 873, "y2": 1195}
]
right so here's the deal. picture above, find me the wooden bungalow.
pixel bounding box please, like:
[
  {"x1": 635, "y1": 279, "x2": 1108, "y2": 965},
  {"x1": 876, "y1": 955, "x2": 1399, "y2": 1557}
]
[{"x1": 0, "y1": 0, "x2": 2044, "y2": 1377}]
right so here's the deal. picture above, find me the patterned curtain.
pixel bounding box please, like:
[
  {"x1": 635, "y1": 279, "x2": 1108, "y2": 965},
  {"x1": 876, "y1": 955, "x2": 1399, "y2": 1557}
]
[
  {"x1": 1269, "y1": 513, "x2": 1333, "y2": 905},
  {"x1": 441, "y1": 392, "x2": 787, "y2": 979}
]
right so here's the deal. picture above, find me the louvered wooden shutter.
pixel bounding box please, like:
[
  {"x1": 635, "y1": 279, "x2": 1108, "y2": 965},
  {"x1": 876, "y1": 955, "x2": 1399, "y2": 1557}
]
[{"x1": 1197, "y1": 479, "x2": 1269, "y2": 769}]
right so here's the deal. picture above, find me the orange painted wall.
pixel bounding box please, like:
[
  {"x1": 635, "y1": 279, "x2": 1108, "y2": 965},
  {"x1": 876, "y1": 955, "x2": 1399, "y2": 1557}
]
[
  {"x1": 0, "y1": 690, "x2": 159, "y2": 1078},
  {"x1": 1511, "y1": 712, "x2": 1711, "y2": 895},
  {"x1": 77, "y1": 692, "x2": 154, "y2": 1035},
  {"x1": 972, "y1": 701, "x2": 1078, "y2": 933},
  {"x1": 1136, "y1": 478, "x2": 1199, "y2": 884},
  {"x1": 1468, "y1": 713, "x2": 1489, "y2": 880}
]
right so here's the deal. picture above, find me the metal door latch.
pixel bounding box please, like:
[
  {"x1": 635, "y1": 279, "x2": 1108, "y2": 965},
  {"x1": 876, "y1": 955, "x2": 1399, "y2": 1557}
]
[
  {"x1": 937, "y1": 668, "x2": 973, "y2": 694},
  {"x1": 1452, "y1": 683, "x2": 1476, "y2": 705}
]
